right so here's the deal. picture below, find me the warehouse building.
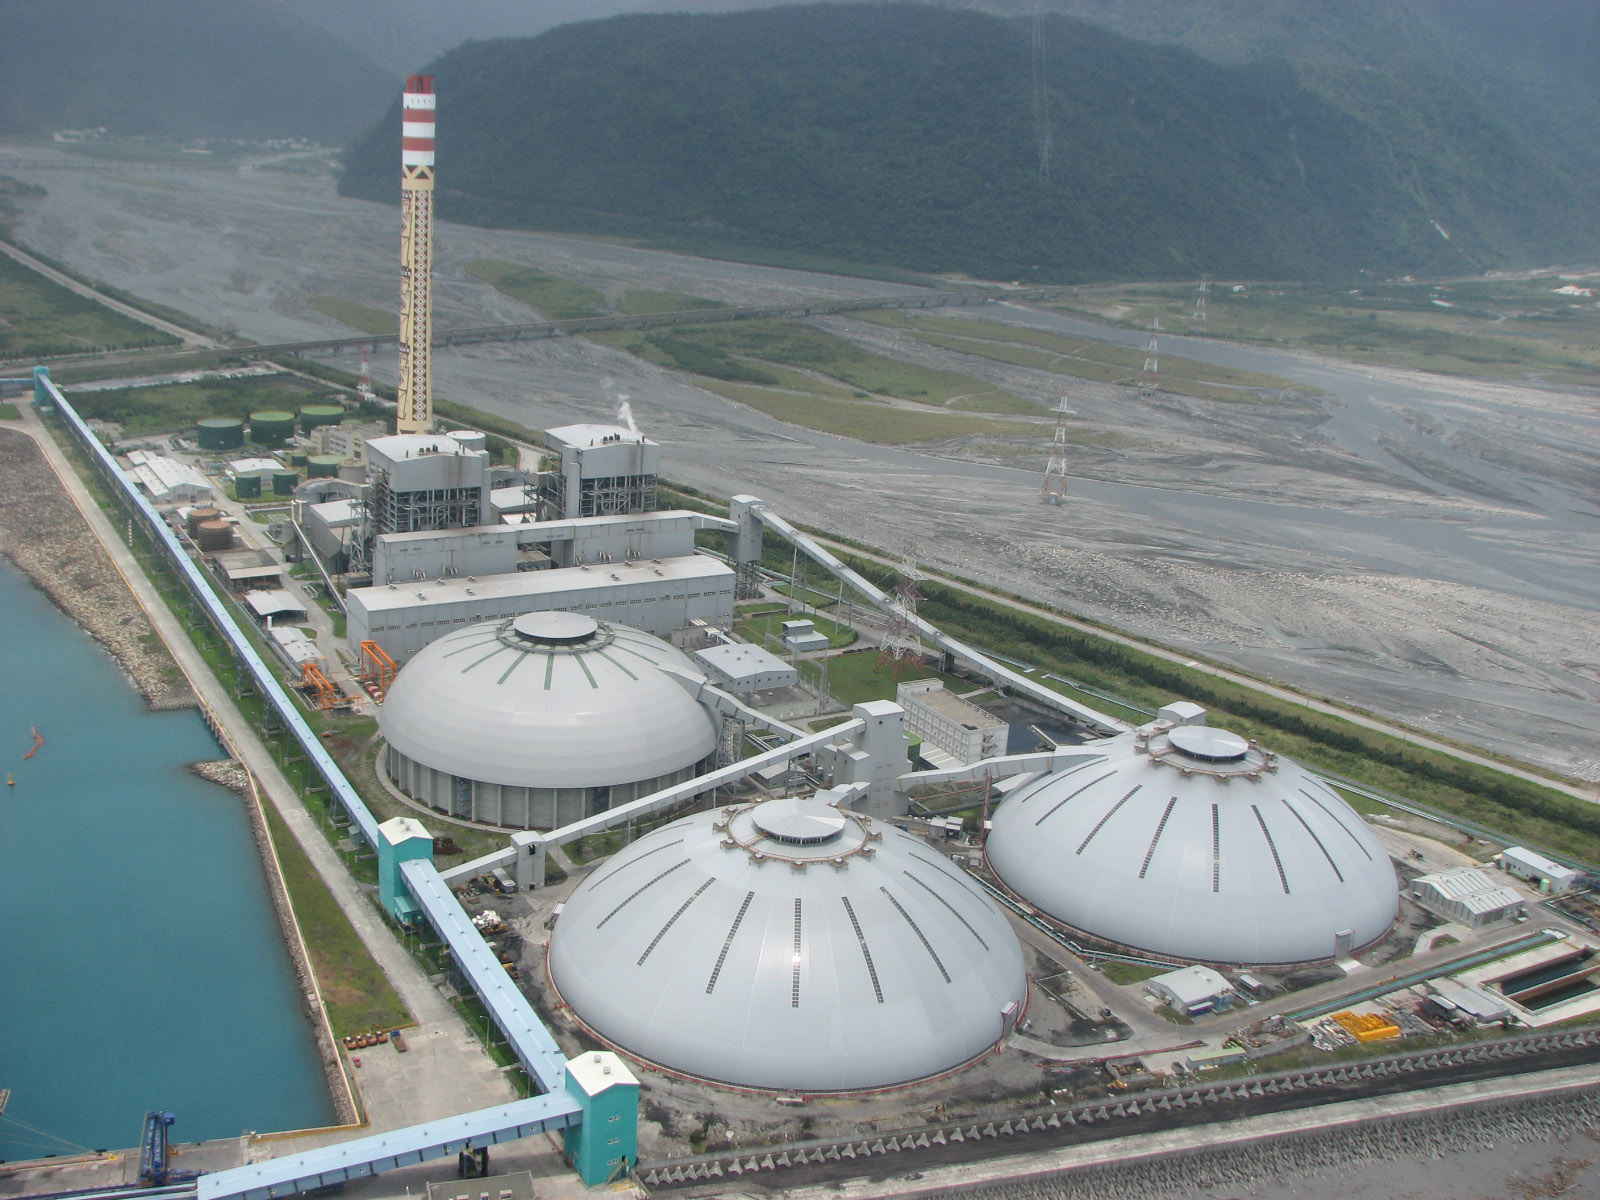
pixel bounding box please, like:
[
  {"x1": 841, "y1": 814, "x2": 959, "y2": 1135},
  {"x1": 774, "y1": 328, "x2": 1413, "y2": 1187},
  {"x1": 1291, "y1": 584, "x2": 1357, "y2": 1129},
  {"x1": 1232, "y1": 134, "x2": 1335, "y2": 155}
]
[
  {"x1": 985, "y1": 721, "x2": 1399, "y2": 964},
  {"x1": 380, "y1": 611, "x2": 720, "y2": 827},
  {"x1": 347, "y1": 553, "x2": 734, "y2": 662},
  {"x1": 1411, "y1": 868, "x2": 1525, "y2": 928},
  {"x1": 547, "y1": 790, "x2": 1028, "y2": 1092},
  {"x1": 1146, "y1": 965, "x2": 1237, "y2": 1017},
  {"x1": 1498, "y1": 846, "x2": 1580, "y2": 894}
]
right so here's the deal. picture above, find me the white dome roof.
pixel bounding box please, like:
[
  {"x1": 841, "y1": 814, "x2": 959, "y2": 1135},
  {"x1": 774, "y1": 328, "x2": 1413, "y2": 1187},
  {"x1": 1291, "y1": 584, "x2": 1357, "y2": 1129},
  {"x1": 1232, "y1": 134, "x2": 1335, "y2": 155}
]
[
  {"x1": 380, "y1": 613, "x2": 719, "y2": 790},
  {"x1": 548, "y1": 792, "x2": 1028, "y2": 1092},
  {"x1": 986, "y1": 728, "x2": 1398, "y2": 965}
]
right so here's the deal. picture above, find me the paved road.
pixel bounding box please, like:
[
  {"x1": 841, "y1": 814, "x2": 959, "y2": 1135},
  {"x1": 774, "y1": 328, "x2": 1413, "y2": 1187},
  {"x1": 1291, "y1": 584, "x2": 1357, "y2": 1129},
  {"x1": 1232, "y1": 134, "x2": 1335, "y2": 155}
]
[{"x1": 11, "y1": 399, "x2": 514, "y2": 1135}]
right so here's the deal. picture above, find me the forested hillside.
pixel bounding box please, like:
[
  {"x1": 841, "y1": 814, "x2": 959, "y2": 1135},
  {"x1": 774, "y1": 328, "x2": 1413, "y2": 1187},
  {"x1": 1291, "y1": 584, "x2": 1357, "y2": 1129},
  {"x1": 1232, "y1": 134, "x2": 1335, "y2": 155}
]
[
  {"x1": 0, "y1": 0, "x2": 397, "y2": 143},
  {"x1": 338, "y1": 4, "x2": 1596, "y2": 282}
]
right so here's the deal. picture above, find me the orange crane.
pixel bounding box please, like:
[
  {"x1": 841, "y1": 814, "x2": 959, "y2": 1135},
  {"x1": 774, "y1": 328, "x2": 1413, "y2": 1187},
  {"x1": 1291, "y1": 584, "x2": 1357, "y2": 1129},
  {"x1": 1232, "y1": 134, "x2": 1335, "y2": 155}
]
[
  {"x1": 302, "y1": 661, "x2": 340, "y2": 711},
  {"x1": 358, "y1": 640, "x2": 398, "y2": 699}
]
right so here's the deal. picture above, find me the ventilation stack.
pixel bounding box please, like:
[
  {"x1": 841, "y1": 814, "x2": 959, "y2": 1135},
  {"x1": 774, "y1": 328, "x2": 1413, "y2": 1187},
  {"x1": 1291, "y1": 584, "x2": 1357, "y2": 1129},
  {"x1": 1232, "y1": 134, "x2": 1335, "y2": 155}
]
[{"x1": 397, "y1": 75, "x2": 435, "y2": 435}]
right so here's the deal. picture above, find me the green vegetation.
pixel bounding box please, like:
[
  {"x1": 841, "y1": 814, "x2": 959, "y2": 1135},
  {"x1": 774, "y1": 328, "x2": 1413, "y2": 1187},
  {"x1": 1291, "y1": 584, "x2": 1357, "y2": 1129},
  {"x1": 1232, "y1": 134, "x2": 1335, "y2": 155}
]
[
  {"x1": 311, "y1": 295, "x2": 394, "y2": 335},
  {"x1": 0, "y1": 250, "x2": 179, "y2": 359},
  {"x1": 466, "y1": 258, "x2": 606, "y2": 319},
  {"x1": 70, "y1": 374, "x2": 339, "y2": 437},
  {"x1": 735, "y1": 606, "x2": 857, "y2": 651},
  {"x1": 0, "y1": 175, "x2": 46, "y2": 238},
  {"x1": 0, "y1": 402, "x2": 18, "y2": 420},
  {"x1": 340, "y1": 5, "x2": 1596, "y2": 282},
  {"x1": 1049, "y1": 279, "x2": 1600, "y2": 384},
  {"x1": 618, "y1": 289, "x2": 725, "y2": 315},
  {"x1": 1100, "y1": 961, "x2": 1167, "y2": 986},
  {"x1": 0, "y1": 0, "x2": 395, "y2": 144},
  {"x1": 259, "y1": 794, "x2": 410, "y2": 1037},
  {"x1": 812, "y1": 650, "x2": 977, "y2": 708},
  {"x1": 859, "y1": 309, "x2": 1318, "y2": 403}
]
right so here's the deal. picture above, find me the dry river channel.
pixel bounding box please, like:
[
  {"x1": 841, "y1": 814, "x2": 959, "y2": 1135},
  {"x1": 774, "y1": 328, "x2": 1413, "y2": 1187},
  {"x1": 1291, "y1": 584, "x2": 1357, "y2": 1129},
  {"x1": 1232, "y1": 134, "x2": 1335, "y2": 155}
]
[{"x1": 6, "y1": 147, "x2": 1599, "y2": 784}]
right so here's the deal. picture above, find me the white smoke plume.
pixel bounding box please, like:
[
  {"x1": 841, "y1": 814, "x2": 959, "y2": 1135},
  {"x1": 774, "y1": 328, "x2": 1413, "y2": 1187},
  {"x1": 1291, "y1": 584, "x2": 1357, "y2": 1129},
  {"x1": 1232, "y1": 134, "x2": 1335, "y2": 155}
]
[{"x1": 616, "y1": 397, "x2": 641, "y2": 437}]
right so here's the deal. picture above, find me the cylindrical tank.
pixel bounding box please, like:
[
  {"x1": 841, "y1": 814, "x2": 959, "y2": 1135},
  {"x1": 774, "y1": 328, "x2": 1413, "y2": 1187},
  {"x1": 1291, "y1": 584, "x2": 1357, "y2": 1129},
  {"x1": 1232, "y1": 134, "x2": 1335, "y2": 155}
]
[
  {"x1": 186, "y1": 506, "x2": 221, "y2": 536},
  {"x1": 450, "y1": 429, "x2": 487, "y2": 453},
  {"x1": 306, "y1": 454, "x2": 341, "y2": 478},
  {"x1": 196, "y1": 416, "x2": 244, "y2": 451},
  {"x1": 272, "y1": 470, "x2": 300, "y2": 496},
  {"x1": 249, "y1": 410, "x2": 295, "y2": 447},
  {"x1": 299, "y1": 404, "x2": 345, "y2": 434},
  {"x1": 289, "y1": 452, "x2": 309, "y2": 468},
  {"x1": 194, "y1": 519, "x2": 234, "y2": 552},
  {"x1": 234, "y1": 472, "x2": 262, "y2": 499}
]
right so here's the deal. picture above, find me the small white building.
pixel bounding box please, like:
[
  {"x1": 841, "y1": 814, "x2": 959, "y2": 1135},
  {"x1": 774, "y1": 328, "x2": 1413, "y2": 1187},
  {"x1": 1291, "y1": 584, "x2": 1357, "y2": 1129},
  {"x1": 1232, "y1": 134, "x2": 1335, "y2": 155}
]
[
  {"x1": 781, "y1": 618, "x2": 831, "y2": 653},
  {"x1": 125, "y1": 450, "x2": 213, "y2": 505},
  {"x1": 692, "y1": 642, "x2": 798, "y2": 695},
  {"x1": 309, "y1": 420, "x2": 387, "y2": 467},
  {"x1": 896, "y1": 678, "x2": 1005, "y2": 767},
  {"x1": 1411, "y1": 867, "x2": 1524, "y2": 928},
  {"x1": 1146, "y1": 965, "x2": 1236, "y2": 1017},
  {"x1": 246, "y1": 588, "x2": 307, "y2": 625},
  {"x1": 1499, "y1": 847, "x2": 1579, "y2": 894}
]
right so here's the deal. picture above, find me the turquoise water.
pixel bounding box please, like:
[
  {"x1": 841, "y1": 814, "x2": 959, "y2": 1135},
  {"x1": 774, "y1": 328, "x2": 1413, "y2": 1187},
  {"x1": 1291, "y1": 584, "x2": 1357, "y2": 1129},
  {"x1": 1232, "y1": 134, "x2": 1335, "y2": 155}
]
[{"x1": 0, "y1": 560, "x2": 332, "y2": 1160}]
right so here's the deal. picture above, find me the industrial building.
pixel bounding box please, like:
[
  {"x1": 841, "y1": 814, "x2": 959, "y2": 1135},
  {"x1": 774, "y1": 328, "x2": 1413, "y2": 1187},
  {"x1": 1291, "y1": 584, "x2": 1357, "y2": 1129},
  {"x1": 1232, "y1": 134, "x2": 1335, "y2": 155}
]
[
  {"x1": 984, "y1": 721, "x2": 1399, "y2": 964},
  {"x1": 380, "y1": 612, "x2": 720, "y2": 827},
  {"x1": 348, "y1": 553, "x2": 733, "y2": 661},
  {"x1": 896, "y1": 678, "x2": 1007, "y2": 767},
  {"x1": 1499, "y1": 846, "x2": 1580, "y2": 894},
  {"x1": 1146, "y1": 965, "x2": 1237, "y2": 1017},
  {"x1": 1411, "y1": 867, "x2": 1525, "y2": 928},
  {"x1": 692, "y1": 641, "x2": 799, "y2": 695},
  {"x1": 125, "y1": 449, "x2": 213, "y2": 505},
  {"x1": 539, "y1": 423, "x2": 659, "y2": 519},
  {"x1": 547, "y1": 790, "x2": 1028, "y2": 1092},
  {"x1": 365, "y1": 432, "x2": 492, "y2": 535}
]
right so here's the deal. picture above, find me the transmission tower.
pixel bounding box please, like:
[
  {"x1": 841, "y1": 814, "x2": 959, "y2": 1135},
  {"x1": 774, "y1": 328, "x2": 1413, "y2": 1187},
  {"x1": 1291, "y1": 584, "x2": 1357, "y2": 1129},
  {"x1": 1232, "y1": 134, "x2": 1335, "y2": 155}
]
[
  {"x1": 1031, "y1": 5, "x2": 1052, "y2": 182},
  {"x1": 1039, "y1": 397, "x2": 1071, "y2": 505},
  {"x1": 876, "y1": 551, "x2": 925, "y2": 676},
  {"x1": 1191, "y1": 277, "x2": 1210, "y2": 332},
  {"x1": 1139, "y1": 317, "x2": 1160, "y2": 396}
]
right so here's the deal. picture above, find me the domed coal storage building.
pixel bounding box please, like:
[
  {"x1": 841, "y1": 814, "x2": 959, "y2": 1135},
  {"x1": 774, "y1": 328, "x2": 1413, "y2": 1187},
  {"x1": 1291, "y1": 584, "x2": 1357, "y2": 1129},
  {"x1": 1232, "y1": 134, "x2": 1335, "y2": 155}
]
[
  {"x1": 548, "y1": 792, "x2": 1029, "y2": 1093},
  {"x1": 381, "y1": 611, "x2": 718, "y2": 829},
  {"x1": 985, "y1": 724, "x2": 1398, "y2": 965}
]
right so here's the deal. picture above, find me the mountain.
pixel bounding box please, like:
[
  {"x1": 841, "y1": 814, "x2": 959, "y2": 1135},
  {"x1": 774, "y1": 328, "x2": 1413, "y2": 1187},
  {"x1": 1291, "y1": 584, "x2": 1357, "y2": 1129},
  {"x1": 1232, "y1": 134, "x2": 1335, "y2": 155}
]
[
  {"x1": 0, "y1": 0, "x2": 398, "y2": 143},
  {"x1": 338, "y1": 3, "x2": 1596, "y2": 282}
]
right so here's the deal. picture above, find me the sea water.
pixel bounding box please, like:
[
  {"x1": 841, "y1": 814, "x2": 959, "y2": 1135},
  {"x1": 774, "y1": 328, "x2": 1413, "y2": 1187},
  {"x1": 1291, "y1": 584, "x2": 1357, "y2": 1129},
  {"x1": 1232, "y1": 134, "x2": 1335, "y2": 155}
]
[{"x1": 0, "y1": 560, "x2": 332, "y2": 1160}]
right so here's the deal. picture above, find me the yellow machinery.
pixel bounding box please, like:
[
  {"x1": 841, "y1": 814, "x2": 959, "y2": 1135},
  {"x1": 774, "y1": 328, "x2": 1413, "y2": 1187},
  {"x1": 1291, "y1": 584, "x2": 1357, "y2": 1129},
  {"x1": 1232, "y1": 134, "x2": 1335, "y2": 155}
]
[{"x1": 1331, "y1": 1010, "x2": 1401, "y2": 1043}]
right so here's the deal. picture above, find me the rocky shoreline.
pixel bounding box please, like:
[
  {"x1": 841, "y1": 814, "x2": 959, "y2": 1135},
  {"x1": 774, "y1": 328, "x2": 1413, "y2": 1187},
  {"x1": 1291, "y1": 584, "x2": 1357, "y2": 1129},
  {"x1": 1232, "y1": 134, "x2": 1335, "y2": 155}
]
[{"x1": 0, "y1": 424, "x2": 193, "y2": 710}]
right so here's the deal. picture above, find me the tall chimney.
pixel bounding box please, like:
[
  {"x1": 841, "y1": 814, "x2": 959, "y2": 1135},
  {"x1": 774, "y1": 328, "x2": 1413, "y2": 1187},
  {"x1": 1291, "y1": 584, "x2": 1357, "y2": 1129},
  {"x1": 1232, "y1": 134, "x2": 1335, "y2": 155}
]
[{"x1": 396, "y1": 74, "x2": 435, "y2": 434}]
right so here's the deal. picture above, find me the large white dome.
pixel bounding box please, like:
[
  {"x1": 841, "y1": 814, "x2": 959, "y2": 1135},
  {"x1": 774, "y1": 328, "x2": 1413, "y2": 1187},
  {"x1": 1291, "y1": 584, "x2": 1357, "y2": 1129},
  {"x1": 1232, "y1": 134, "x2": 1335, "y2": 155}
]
[
  {"x1": 549, "y1": 793, "x2": 1029, "y2": 1093},
  {"x1": 986, "y1": 727, "x2": 1398, "y2": 965},
  {"x1": 381, "y1": 613, "x2": 719, "y2": 826}
]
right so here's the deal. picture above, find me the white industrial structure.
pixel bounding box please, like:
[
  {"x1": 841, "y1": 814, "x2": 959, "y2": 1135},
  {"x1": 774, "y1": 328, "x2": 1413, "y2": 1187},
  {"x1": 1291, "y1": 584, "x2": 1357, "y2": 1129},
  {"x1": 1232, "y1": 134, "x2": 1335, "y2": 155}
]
[
  {"x1": 365, "y1": 432, "x2": 492, "y2": 536},
  {"x1": 984, "y1": 722, "x2": 1400, "y2": 964},
  {"x1": 1146, "y1": 965, "x2": 1236, "y2": 1017},
  {"x1": 1498, "y1": 846, "x2": 1580, "y2": 894},
  {"x1": 539, "y1": 424, "x2": 659, "y2": 519},
  {"x1": 692, "y1": 642, "x2": 799, "y2": 695},
  {"x1": 1412, "y1": 868, "x2": 1525, "y2": 928},
  {"x1": 896, "y1": 678, "x2": 1007, "y2": 767},
  {"x1": 547, "y1": 790, "x2": 1028, "y2": 1092},
  {"x1": 125, "y1": 450, "x2": 213, "y2": 505},
  {"x1": 381, "y1": 612, "x2": 720, "y2": 827},
  {"x1": 348, "y1": 554, "x2": 733, "y2": 662}
]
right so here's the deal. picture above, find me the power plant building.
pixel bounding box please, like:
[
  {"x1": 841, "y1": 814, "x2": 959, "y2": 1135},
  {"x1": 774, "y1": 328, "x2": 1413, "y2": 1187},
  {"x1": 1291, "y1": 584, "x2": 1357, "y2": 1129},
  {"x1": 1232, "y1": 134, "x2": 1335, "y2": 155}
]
[
  {"x1": 985, "y1": 720, "x2": 1399, "y2": 965},
  {"x1": 380, "y1": 612, "x2": 719, "y2": 826},
  {"x1": 347, "y1": 553, "x2": 734, "y2": 661},
  {"x1": 540, "y1": 424, "x2": 659, "y2": 519},
  {"x1": 548, "y1": 791, "x2": 1028, "y2": 1092},
  {"x1": 366, "y1": 433, "x2": 492, "y2": 535}
]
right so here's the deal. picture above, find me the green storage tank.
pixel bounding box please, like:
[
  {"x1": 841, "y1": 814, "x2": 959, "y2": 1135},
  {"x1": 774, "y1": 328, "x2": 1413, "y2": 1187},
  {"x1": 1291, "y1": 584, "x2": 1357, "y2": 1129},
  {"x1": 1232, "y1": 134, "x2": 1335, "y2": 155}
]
[
  {"x1": 299, "y1": 404, "x2": 345, "y2": 434},
  {"x1": 196, "y1": 416, "x2": 245, "y2": 451},
  {"x1": 290, "y1": 452, "x2": 309, "y2": 468},
  {"x1": 306, "y1": 454, "x2": 342, "y2": 478},
  {"x1": 234, "y1": 472, "x2": 262, "y2": 499},
  {"x1": 249, "y1": 410, "x2": 295, "y2": 447},
  {"x1": 272, "y1": 469, "x2": 300, "y2": 496}
]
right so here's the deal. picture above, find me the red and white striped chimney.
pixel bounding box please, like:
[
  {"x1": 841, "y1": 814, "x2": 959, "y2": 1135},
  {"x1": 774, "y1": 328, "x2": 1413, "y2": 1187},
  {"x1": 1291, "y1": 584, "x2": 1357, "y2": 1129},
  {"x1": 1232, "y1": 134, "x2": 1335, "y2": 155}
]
[{"x1": 402, "y1": 74, "x2": 435, "y2": 169}]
